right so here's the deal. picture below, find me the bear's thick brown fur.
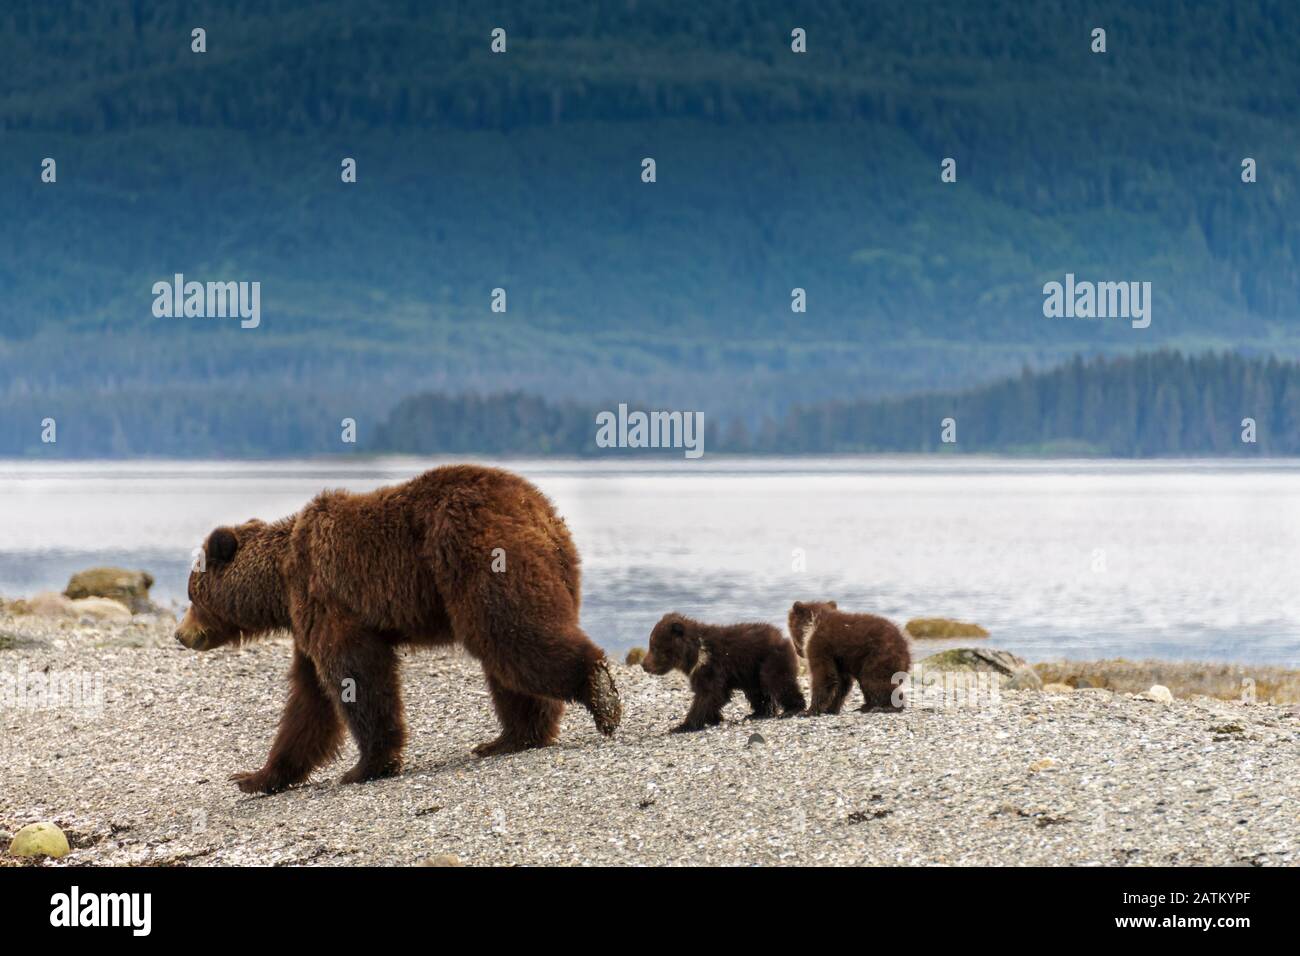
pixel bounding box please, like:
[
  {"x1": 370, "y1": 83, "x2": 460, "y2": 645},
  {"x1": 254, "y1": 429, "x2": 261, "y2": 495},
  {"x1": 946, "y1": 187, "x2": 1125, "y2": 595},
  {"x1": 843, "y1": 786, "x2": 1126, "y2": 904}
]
[
  {"x1": 642, "y1": 613, "x2": 806, "y2": 731},
  {"x1": 176, "y1": 465, "x2": 622, "y2": 793},
  {"x1": 788, "y1": 601, "x2": 910, "y2": 714}
]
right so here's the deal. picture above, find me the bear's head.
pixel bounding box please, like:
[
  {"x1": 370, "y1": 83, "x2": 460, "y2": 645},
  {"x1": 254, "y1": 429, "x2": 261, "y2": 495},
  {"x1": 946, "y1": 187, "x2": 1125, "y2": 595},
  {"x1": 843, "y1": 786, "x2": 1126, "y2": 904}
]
[
  {"x1": 175, "y1": 519, "x2": 292, "y2": 651},
  {"x1": 641, "y1": 613, "x2": 699, "y2": 676},
  {"x1": 788, "y1": 600, "x2": 837, "y2": 656}
]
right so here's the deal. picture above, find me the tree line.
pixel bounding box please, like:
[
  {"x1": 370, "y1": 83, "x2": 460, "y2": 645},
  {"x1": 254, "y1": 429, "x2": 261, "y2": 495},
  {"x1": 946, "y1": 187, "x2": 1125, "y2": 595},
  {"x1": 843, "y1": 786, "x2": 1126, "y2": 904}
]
[{"x1": 375, "y1": 351, "x2": 1300, "y2": 458}]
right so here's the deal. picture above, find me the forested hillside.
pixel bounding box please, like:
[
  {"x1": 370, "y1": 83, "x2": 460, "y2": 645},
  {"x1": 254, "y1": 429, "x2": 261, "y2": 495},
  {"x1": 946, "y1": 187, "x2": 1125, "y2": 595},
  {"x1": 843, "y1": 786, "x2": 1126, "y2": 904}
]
[
  {"x1": 373, "y1": 352, "x2": 1300, "y2": 458},
  {"x1": 3, "y1": 1, "x2": 1300, "y2": 454}
]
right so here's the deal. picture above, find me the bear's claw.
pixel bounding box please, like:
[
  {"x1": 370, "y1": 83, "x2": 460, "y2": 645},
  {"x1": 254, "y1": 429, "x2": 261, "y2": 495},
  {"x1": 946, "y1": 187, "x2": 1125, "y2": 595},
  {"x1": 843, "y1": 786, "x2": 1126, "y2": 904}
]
[
  {"x1": 472, "y1": 735, "x2": 540, "y2": 758},
  {"x1": 229, "y1": 769, "x2": 286, "y2": 795},
  {"x1": 340, "y1": 759, "x2": 402, "y2": 785}
]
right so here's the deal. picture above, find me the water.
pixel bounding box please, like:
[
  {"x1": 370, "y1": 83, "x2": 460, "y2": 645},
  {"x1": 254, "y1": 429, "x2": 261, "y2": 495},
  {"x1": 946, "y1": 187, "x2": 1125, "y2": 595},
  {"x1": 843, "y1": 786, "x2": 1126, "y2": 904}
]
[{"x1": 2, "y1": 457, "x2": 1299, "y2": 666}]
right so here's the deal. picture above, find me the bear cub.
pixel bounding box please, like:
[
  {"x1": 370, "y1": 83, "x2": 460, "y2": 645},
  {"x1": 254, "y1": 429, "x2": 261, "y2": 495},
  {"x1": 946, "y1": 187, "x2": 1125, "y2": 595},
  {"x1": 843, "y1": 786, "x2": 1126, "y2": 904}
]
[
  {"x1": 788, "y1": 600, "x2": 910, "y2": 714},
  {"x1": 642, "y1": 613, "x2": 806, "y2": 732}
]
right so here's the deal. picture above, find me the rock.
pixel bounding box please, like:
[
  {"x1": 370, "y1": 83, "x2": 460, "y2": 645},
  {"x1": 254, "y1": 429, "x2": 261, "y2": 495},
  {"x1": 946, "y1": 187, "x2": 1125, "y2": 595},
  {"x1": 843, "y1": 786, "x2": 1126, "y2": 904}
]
[
  {"x1": 624, "y1": 647, "x2": 646, "y2": 667},
  {"x1": 14, "y1": 592, "x2": 77, "y2": 618},
  {"x1": 64, "y1": 567, "x2": 158, "y2": 614},
  {"x1": 1043, "y1": 682, "x2": 1074, "y2": 694},
  {"x1": 70, "y1": 597, "x2": 132, "y2": 622},
  {"x1": 419, "y1": 853, "x2": 463, "y2": 867},
  {"x1": 919, "y1": 648, "x2": 1027, "y2": 677},
  {"x1": 1138, "y1": 684, "x2": 1174, "y2": 703},
  {"x1": 9, "y1": 822, "x2": 71, "y2": 859},
  {"x1": 747, "y1": 732, "x2": 766, "y2": 747},
  {"x1": 905, "y1": 618, "x2": 989, "y2": 639},
  {"x1": 1028, "y1": 758, "x2": 1057, "y2": 773},
  {"x1": 1004, "y1": 667, "x2": 1043, "y2": 691}
]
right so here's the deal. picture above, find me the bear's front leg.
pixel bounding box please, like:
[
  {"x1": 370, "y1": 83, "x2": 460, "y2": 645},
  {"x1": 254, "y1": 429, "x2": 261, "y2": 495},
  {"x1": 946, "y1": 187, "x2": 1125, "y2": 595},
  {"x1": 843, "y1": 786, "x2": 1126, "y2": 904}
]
[
  {"x1": 317, "y1": 637, "x2": 407, "y2": 785},
  {"x1": 742, "y1": 687, "x2": 777, "y2": 720},
  {"x1": 231, "y1": 649, "x2": 343, "y2": 794},
  {"x1": 672, "y1": 678, "x2": 728, "y2": 733}
]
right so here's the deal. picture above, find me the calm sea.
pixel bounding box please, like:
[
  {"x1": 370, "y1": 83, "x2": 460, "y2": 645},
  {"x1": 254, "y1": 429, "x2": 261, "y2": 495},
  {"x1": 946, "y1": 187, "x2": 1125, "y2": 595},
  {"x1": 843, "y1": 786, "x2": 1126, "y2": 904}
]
[{"x1": 2, "y1": 457, "x2": 1298, "y2": 665}]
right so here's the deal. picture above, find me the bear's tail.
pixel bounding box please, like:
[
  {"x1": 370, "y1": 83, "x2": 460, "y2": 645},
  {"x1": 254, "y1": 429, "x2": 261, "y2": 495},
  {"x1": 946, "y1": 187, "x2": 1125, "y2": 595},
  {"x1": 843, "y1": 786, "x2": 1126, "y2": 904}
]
[{"x1": 584, "y1": 655, "x2": 622, "y2": 737}]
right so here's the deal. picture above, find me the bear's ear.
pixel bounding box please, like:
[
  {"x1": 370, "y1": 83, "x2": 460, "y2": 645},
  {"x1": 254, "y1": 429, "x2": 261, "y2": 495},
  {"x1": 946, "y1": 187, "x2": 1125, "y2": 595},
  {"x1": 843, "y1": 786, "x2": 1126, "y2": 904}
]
[
  {"x1": 828, "y1": 601, "x2": 838, "y2": 609},
  {"x1": 206, "y1": 527, "x2": 239, "y2": 565},
  {"x1": 792, "y1": 601, "x2": 805, "y2": 612},
  {"x1": 670, "y1": 620, "x2": 685, "y2": 637}
]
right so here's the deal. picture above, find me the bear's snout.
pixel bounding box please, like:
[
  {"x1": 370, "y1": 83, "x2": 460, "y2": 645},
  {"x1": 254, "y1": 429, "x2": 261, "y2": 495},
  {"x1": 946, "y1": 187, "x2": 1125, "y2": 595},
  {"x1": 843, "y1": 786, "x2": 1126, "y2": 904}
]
[
  {"x1": 175, "y1": 627, "x2": 208, "y2": 651},
  {"x1": 174, "y1": 607, "x2": 211, "y2": 650}
]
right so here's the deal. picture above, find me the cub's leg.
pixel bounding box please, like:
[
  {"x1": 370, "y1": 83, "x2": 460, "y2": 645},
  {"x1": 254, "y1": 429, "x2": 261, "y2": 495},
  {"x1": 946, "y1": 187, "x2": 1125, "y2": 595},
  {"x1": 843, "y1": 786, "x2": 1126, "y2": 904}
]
[
  {"x1": 674, "y1": 674, "x2": 730, "y2": 733},
  {"x1": 763, "y1": 652, "x2": 807, "y2": 716},
  {"x1": 859, "y1": 670, "x2": 905, "y2": 712},
  {"x1": 827, "y1": 662, "x2": 853, "y2": 714},
  {"x1": 806, "y1": 651, "x2": 845, "y2": 715},
  {"x1": 473, "y1": 673, "x2": 565, "y2": 757},
  {"x1": 230, "y1": 648, "x2": 343, "y2": 794},
  {"x1": 743, "y1": 684, "x2": 777, "y2": 720}
]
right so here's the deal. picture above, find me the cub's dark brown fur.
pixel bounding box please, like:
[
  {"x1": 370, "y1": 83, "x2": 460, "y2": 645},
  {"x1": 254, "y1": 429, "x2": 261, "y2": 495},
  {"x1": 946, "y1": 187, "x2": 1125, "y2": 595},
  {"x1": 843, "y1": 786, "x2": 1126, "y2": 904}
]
[
  {"x1": 175, "y1": 465, "x2": 621, "y2": 794},
  {"x1": 788, "y1": 601, "x2": 910, "y2": 714},
  {"x1": 642, "y1": 613, "x2": 806, "y2": 732}
]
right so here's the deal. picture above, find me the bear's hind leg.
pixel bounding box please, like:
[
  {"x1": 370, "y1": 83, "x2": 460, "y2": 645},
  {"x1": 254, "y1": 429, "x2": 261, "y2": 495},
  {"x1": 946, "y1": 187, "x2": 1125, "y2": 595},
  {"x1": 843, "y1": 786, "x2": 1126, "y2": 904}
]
[
  {"x1": 231, "y1": 649, "x2": 343, "y2": 794},
  {"x1": 859, "y1": 672, "x2": 905, "y2": 712},
  {"x1": 474, "y1": 673, "x2": 564, "y2": 757},
  {"x1": 486, "y1": 628, "x2": 622, "y2": 738},
  {"x1": 317, "y1": 637, "x2": 407, "y2": 784}
]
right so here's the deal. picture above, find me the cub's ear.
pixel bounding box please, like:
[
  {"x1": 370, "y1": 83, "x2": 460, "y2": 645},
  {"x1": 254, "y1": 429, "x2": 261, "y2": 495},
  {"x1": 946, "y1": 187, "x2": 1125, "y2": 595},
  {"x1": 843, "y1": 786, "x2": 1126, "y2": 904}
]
[
  {"x1": 828, "y1": 601, "x2": 838, "y2": 609},
  {"x1": 670, "y1": 620, "x2": 685, "y2": 637},
  {"x1": 206, "y1": 527, "x2": 239, "y2": 565},
  {"x1": 792, "y1": 601, "x2": 805, "y2": 611}
]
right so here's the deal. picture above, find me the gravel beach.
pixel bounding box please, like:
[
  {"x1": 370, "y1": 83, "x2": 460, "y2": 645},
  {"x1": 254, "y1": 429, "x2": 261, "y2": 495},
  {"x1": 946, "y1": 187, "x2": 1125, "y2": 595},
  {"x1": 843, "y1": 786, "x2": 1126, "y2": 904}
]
[{"x1": 2, "y1": 612, "x2": 1297, "y2": 867}]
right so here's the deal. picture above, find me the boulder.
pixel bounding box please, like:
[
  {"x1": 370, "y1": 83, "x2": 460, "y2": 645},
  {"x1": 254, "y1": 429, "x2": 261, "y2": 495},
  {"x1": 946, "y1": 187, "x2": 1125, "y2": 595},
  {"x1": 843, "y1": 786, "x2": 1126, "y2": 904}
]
[
  {"x1": 624, "y1": 646, "x2": 646, "y2": 667},
  {"x1": 9, "y1": 822, "x2": 70, "y2": 859},
  {"x1": 905, "y1": 618, "x2": 989, "y2": 639},
  {"x1": 71, "y1": 597, "x2": 133, "y2": 622},
  {"x1": 1004, "y1": 667, "x2": 1044, "y2": 691},
  {"x1": 919, "y1": 647, "x2": 1027, "y2": 677},
  {"x1": 64, "y1": 567, "x2": 158, "y2": 614},
  {"x1": 1138, "y1": 684, "x2": 1174, "y2": 703},
  {"x1": 12, "y1": 591, "x2": 77, "y2": 618}
]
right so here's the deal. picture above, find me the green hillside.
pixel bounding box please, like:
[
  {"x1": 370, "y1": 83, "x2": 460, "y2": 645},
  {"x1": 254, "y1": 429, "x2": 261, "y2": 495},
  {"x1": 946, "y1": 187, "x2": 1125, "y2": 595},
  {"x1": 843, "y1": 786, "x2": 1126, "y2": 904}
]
[{"x1": 3, "y1": 1, "x2": 1300, "y2": 454}]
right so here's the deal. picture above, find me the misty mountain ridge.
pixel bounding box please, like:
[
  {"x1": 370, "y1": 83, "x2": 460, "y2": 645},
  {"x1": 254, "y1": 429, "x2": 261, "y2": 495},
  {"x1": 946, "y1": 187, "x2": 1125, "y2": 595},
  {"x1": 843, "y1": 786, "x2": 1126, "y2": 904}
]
[{"x1": 3, "y1": 1, "x2": 1300, "y2": 447}]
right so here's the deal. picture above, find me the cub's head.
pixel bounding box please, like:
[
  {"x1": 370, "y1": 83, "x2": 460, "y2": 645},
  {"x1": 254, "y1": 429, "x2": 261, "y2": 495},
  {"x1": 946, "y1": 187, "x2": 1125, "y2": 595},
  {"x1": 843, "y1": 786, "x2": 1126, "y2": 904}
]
[
  {"x1": 642, "y1": 613, "x2": 698, "y2": 676},
  {"x1": 175, "y1": 520, "x2": 290, "y2": 651},
  {"x1": 788, "y1": 600, "x2": 837, "y2": 656}
]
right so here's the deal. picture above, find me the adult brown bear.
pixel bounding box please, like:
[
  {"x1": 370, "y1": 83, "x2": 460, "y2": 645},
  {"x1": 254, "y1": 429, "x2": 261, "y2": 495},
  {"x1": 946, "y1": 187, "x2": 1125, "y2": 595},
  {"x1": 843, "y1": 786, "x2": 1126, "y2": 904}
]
[{"x1": 175, "y1": 465, "x2": 622, "y2": 793}]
